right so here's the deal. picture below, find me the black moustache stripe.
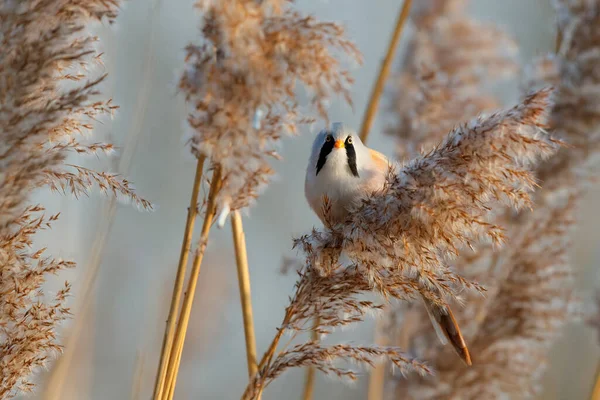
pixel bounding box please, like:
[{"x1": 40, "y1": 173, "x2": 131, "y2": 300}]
[
  {"x1": 316, "y1": 135, "x2": 334, "y2": 176},
  {"x1": 345, "y1": 140, "x2": 359, "y2": 177}
]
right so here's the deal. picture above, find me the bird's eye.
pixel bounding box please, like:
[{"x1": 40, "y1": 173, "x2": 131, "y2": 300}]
[
  {"x1": 326, "y1": 135, "x2": 332, "y2": 142},
  {"x1": 347, "y1": 136, "x2": 353, "y2": 144}
]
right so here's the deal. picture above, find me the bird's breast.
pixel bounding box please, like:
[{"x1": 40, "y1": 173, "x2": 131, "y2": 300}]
[{"x1": 305, "y1": 167, "x2": 373, "y2": 225}]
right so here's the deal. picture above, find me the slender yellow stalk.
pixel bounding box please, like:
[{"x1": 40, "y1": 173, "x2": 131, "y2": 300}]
[
  {"x1": 243, "y1": 309, "x2": 292, "y2": 400},
  {"x1": 361, "y1": 2, "x2": 413, "y2": 398},
  {"x1": 162, "y1": 166, "x2": 223, "y2": 400},
  {"x1": 359, "y1": 0, "x2": 413, "y2": 143},
  {"x1": 367, "y1": 317, "x2": 388, "y2": 400},
  {"x1": 130, "y1": 351, "x2": 145, "y2": 400},
  {"x1": 302, "y1": 319, "x2": 319, "y2": 400},
  {"x1": 231, "y1": 211, "x2": 259, "y2": 378},
  {"x1": 151, "y1": 155, "x2": 206, "y2": 400},
  {"x1": 590, "y1": 360, "x2": 600, "y2": 400}
]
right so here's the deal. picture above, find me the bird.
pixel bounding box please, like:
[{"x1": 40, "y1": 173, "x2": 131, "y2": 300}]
[{"x1": 304, "y1": 122, "x2": 472, "y2": 366}]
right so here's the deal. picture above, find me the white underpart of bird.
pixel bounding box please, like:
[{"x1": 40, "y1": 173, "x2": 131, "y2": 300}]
[{"x1": 304, "y1": 122, "x2": 472, "y2": 366}]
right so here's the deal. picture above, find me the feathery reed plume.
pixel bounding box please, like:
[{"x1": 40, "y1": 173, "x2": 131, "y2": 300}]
[
  {"x1": 179, "y1": 0, "x2": 361, "y2": 214},
  {"x1": 242, "y1": 89, "x2": 559, "y2": 400},
  {"x1": 387, "y1": 1, "x2": 600, "y2": 398},
  {"x1": 154, "y1": 1, "x2": 362, "y2": 398},
  {"x1": 386, "y1": 0, "x2": 518, "y2": 160},
  {"x1": 0, "y1": 1, "x2": 150, "y2": 398},
  {"x1": 328, "y1": 1, "x2": 414, "y2": 397},
  {"x1": 373, "y1": 4, "x2": 520, "y2": 389}
]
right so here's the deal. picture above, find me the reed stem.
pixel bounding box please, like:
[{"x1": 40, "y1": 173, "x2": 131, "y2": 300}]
[
  {"x1": 151, "y1": 155, "x2": 206, "y2": 400},
  {"x1": 162, "y1": 165, "x2": 223, "y2": 400},
  {"x1": 367, "y1": 317, "x2": 388, "y2": 400},
  {"x1": 242, "y1": 309, "x2": 292, "y2": 400},
  {"x1": 590, "y1": 360, "x2": 600, "y2": 400},
  {"x1": 359, "y1": 0, "x2": 412, "y2": 143},
  {"x1": 231, "y1": 211, "x2": 259, "y2": 378},
  {"x1": 361, "y1": 1, "x2": 412, "y2": 398},
  {"x1": 130, "y1": 351, "x2": 145, "y2": 400},
  {"x1": 301, "y1": 319, "x2": 319, "y2": 400}
]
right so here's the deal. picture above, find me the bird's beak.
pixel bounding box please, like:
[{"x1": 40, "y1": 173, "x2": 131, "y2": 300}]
[{"x1": 334, "y1": 139, "x2": 345, "y2": 149}]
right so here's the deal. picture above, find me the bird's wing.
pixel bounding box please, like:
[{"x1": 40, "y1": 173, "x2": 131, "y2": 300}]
[{"x1": 369, "y1": 148, "x2": 389, "y2": 172}]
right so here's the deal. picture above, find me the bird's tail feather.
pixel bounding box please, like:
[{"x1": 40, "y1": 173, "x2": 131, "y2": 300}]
[{"x1": 422, "y1": 296, "x2": 472, "y2": 366}]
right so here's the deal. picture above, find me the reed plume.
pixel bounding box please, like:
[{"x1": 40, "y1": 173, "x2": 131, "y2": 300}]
[
  {"x1": 386, "y1": 0, "x2": 518, "y2": 161},
  {"x1": 384, "y1": 1, "x2": 600, "y2": 398},
  {"x1": 243, "y1": 88, "x2": 559, "y2": 400},
  {"x1": 0, "y1": 1, "x2": 150, "y2": 398},
  {"x1": 154, "y1": 1, "x2": 362, "y2": 398},
  {"x1": 180, "y1": 0, "x2": 362, "y2": 213}
]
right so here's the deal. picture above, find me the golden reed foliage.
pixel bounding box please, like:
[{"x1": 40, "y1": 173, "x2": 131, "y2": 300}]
[
  {"x1": 380, "y1": 0, "x2": 600, "y2": 399},
  {"x1": 152, "y1": 1, "x2": 362, "y2": 399},
  {"x1": 0, "y1": 1, "x2": 150, "y2": 398},
  {"x1": 179, "y1": 0, "x2": 362, "y2": 213},
  {"x1": 243, "y1": 88, "x2": 560, "y2": 399}
]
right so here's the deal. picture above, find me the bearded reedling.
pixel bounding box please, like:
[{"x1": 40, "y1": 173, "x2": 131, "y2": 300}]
[{"x1": 304, "y1": 122, "x2": 472, "y2": 366}]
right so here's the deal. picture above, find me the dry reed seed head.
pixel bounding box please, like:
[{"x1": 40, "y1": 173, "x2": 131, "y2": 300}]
[
  {"x1": 181, "y1": 0, "x2": 361, "y2": 212},
  {"x1": 401, "y1": 195, "x2": 578, "y2": 400},
  {"x1": 387, "y1": 0, "x2": 519, "y2": 160},
  {"x1": 247, "y1": 90, "x2": 558, "y2": 399},
  {"x1": 382, "y1": 2, "x2": 600, "y2": 398},
  {"x1": 524, "y1": 0, "x2": 600, "y2": 193},
  {"x1": 266, "y1": 343, "x2": 431, "y2": 383},
  {"x1": 0, "y1": 1, "x2": 150, "y2": 397}
]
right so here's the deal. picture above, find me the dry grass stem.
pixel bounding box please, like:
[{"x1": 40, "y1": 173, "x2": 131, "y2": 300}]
[
  {"x1": 231, "y1": 211, "x2": 259, "y2": 378},
  {"x1": 152, "y1": 155, "x2": 207, "y2": 400},
  {"x1": 130, "y1": 351, "x2": 145, "y2": 400},
  {"x1": 302, "y1": 318, "x2": 320, "y2": 400},
  {"x1": 359, "y1": 0, "x2": 413, "y2": 143},
  {"x1": 162, "y1": 166, "x2": 223, "y2": 400},
  {"x1": 367, "y1": 317, "x2": 389, "y2": 400}
]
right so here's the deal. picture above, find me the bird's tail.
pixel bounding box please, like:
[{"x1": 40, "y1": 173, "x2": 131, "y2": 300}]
[{"x1": 422, "y1": 296, "x2": 472, "y2": 366}]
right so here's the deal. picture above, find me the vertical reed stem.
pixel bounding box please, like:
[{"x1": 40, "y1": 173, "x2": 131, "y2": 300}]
[
  {"x1": 359, "y1": 0, "x2": 413, "y2": 143},
  {"x1": 151, "y1": 155, "x2": 206, "y2": 400},
  {"x1": 162, "y1": 165, "x2": 223, "y2": 400},
  {"x1": 367, "y1": 317, "x2": 388, "y2": 400},
  {"x1": 361, "y1": 2, "x2": 412, "y2": 399},
  {"x1": 301, "y1": 319, "x2": 319, "y2": 400},
  {"x1": 590, "y1": 360, "x2": 600, "y2": 400},
  {"x1": 242, "y1": 309, "x2": 292, "y2": 400},
  {"x1": 231, "y1": 211, "x2": 259, "y2": 378},
  {"x1": 130, "y1": 351, "x2": 145, "y2": 400}
]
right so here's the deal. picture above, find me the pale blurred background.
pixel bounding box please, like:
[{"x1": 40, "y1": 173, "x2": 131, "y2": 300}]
[{"x1": 23, "y1": 0, "x2": 600, "y2": 399}]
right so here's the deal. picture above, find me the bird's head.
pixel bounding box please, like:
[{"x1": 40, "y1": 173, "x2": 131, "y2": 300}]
[{"x1": 308, "y1": 122, "x2": 366, "y2": 179}]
